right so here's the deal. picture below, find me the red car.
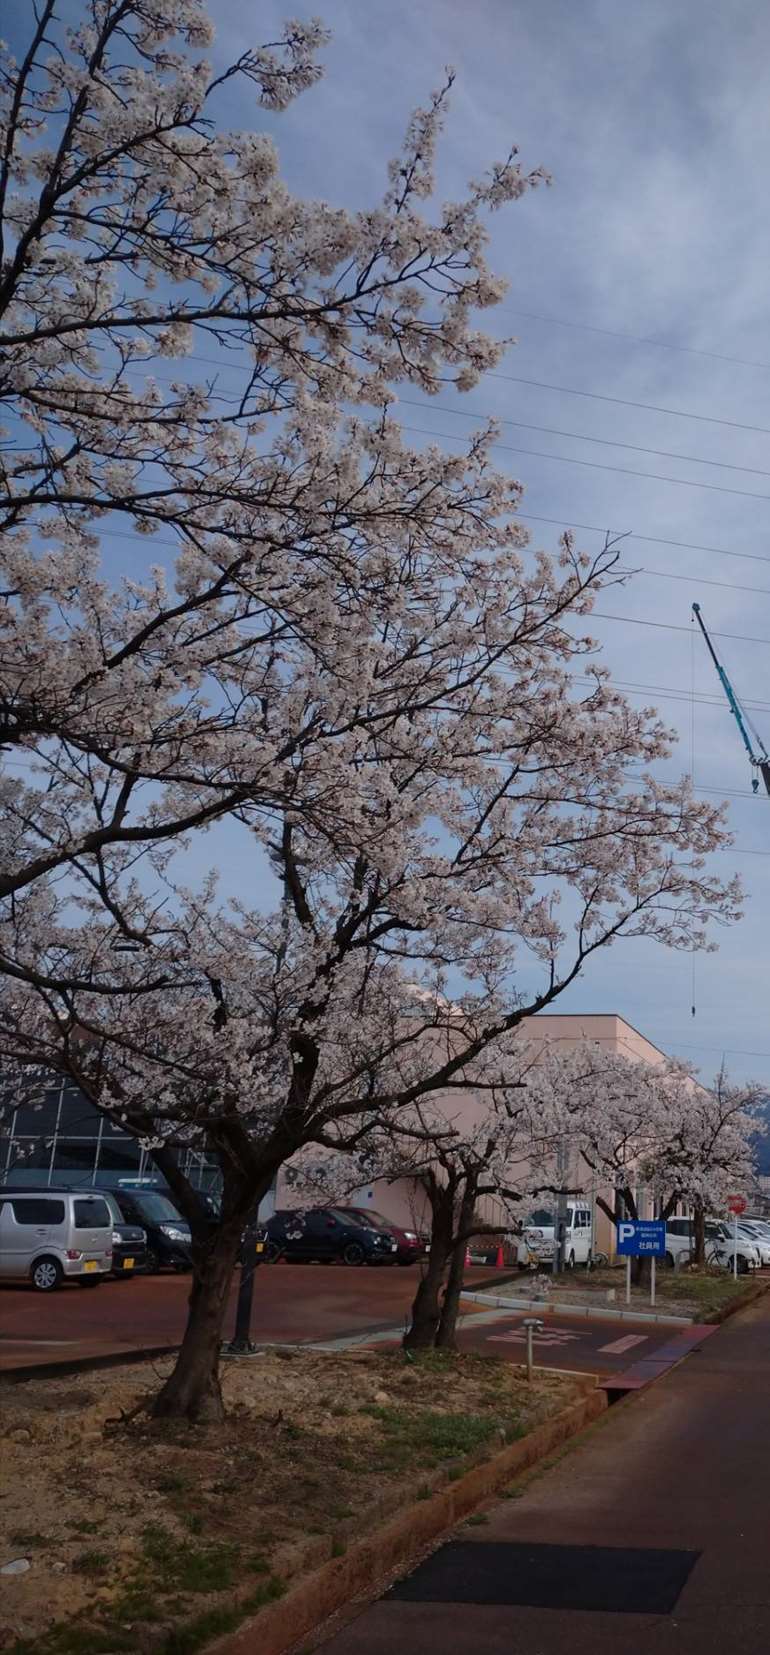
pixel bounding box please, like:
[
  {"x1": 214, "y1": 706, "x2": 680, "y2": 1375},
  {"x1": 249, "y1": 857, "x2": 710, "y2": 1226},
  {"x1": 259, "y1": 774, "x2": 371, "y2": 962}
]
[{"x1": 340, "y1": 1207, "x2": 429, "y2": 1266}]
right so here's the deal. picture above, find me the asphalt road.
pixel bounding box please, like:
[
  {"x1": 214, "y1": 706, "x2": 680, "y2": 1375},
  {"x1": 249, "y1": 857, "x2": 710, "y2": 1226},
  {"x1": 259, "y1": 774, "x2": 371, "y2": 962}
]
[
  {"x1": 314, "y1": 1291, "x2": 770, "y2": 1655},
  {"x1": 0, "y1": 1263, "x2": 709, "y2": 1377}
]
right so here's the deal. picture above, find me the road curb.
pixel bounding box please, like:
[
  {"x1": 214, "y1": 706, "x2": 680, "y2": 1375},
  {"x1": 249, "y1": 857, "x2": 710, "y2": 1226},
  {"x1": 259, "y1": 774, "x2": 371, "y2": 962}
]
[
  {"x1": 207, "y1": 1386, "x2": 607, "y2": 1655},
  {"x1": 0, "y1": 1343, "x2": 180, "y2": 1385},
  {"x1": 460, "y1": 1288, "x2": 693, "y2": 1327}
]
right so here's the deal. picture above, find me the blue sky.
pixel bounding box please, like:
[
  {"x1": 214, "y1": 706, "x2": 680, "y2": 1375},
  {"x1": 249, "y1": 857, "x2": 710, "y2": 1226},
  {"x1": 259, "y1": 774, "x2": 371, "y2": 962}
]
[
  {"x1": 10, "y1": 0, "x2": 770, "y2": 1083},
  {"x1": 198, "y1": 0, "x2": 770, "y2": 1084}
]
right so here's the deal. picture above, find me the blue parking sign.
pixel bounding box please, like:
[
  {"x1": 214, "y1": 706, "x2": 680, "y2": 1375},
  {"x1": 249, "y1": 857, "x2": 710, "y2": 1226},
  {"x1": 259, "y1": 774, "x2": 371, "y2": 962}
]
[{"x1": 615, "y1": 1219, "x2": 665, "y2": 1257}]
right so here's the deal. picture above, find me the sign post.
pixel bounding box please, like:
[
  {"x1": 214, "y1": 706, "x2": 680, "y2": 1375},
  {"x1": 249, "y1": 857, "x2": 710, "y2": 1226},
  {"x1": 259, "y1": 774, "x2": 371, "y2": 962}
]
[
  {"x1": 616, "y1": 1219, "x2": 666, "y2": 1308},
  {"x1": 727, "y1": 1195, "x2": 747, "y2": 1281}
]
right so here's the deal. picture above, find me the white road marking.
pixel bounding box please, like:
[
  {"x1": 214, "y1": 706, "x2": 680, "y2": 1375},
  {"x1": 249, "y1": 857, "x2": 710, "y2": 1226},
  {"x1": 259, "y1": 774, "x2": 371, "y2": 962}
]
[
  {"x1": 488, "y1": 1326, "x2": 583, "y2": 1347},
  {"x1": 599, "y1": 1333, "x2": 648, "y2": 1355}
]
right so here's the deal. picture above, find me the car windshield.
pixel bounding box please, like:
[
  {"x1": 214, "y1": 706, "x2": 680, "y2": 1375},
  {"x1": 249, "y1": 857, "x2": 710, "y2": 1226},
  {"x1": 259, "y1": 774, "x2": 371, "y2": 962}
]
[
  {"x1": 130, "y1": 1193, "x2": 184, "y2": 1223},
  {"x1": 525, "y1": 1210, "x2": 554, "y2": 1227},
  {"x1": 102, "y1": 1193, "x2": 124, "y2": 1223},
  {"x1": 344, "y1": 1209, "x2": 390, "y2": 1231}
]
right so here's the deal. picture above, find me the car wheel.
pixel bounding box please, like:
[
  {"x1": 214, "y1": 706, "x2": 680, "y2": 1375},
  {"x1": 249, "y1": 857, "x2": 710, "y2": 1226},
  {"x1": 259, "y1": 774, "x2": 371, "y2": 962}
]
[
  {"x1": 738, "y1": 1255, "x2": 749, "y2": 1275},
  {"x1": 397, "y1": 1258, "x2": 415, "y2": 1266},
  {"x1": 76, "y1": 1275, "x2": 101, "y2": 1288},
  {"x1": 264, "y1": 1240, "x2": 283, "y2": 1264},
  {"x1": 566, "y1": 1249, "x2": 576, "y2": 1269},
  {"x1": 31, "y1": 1256, "x2": 63, "y2": 1292},
  {"x1": 664, "y1": 1251, "x2": 675, "y2": 1269},
  {"x1": 342, "y1": 1241, "x2": 366, "y2": 1266},
  {"x1": 143, "y1": 1249, "x2": 160, "y2": 1275}
]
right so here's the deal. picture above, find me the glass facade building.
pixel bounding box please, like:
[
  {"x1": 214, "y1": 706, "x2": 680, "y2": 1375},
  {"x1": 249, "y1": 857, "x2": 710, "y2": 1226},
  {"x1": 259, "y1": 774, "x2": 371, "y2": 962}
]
[{"x1": 0, "y1": 1082, "x2": 218, "y2": 1192}]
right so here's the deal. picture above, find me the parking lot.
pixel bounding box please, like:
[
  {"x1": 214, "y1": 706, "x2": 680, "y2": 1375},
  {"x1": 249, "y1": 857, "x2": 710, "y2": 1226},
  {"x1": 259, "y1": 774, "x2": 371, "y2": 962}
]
[
  {"x1": 0, "y1": 1262, "x2": 504, "y2": 1371},
  {"x1": 0, "y1": 1264, "x2": 717, "y2": 1382}
]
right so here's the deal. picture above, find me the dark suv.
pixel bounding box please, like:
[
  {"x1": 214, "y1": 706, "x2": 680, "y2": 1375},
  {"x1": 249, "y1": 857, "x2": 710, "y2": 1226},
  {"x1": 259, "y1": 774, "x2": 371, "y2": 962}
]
[
  {"x1": 101, "y1": 1191, "x2": 147, "y2": 1279},
  {"x1": 265, "y1": 1207, "x2": 398, "y2": 1266},
  {"x1": 109, "y1": 1188, "x2": 192, "y2": 1273}
]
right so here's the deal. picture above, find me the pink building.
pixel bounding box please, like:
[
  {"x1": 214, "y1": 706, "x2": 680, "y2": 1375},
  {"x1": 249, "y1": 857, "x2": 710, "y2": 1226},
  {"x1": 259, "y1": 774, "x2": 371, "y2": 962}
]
[{"x1": 278, "y1": 1013, "x2": 689, "y2": 1256}]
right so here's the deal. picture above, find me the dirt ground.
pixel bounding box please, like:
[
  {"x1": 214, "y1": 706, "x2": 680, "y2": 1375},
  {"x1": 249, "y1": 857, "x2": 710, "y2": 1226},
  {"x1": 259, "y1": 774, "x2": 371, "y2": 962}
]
[{"x1": 0, "y1": 1349, "x2": 579, "y2": 1655}]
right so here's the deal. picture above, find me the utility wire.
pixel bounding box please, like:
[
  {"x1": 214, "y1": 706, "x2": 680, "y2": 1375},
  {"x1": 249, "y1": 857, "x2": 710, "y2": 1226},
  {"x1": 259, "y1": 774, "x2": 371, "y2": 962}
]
[
  {"x1": 487, "y1": 372, "x2": 770, "y2": 438},
  {"x1": 499, "y1": 305, "x2": 770, "y2": 375},
  {"x1": 400, "y1": 420, "x2": 770, "y2": 507},
  {"x1": 398, "y1": 398, "x2": 770, "y2": 481}
]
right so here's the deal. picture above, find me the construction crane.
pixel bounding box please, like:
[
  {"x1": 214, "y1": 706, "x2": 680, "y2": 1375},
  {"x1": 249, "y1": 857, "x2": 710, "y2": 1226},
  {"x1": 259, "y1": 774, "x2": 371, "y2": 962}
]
[{"x1": 692, "y1": 601, "x2": 770, "y2": 796}]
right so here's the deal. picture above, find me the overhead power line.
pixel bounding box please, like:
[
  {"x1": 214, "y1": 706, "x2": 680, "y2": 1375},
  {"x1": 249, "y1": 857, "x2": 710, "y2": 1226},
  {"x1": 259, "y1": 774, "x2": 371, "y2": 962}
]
[
  {"x1": 488, "y1": 372, "x2": 770, "y2": 438},
  {"x1": 400, "y1": 420, "x2": 770, "y2": 506},
  {"x1": 500, "y1": 305, "x2": 770, "y2": 375},
  {"x1": 180, "y1": 349, "x2": 770, "y2": 439},
  {"x1": 399, "y1": 398, "x2": 770, "y2": 481}
]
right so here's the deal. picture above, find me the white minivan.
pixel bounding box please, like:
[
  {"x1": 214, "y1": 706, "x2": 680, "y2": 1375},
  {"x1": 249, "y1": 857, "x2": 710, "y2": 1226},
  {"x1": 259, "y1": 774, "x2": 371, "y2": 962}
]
[
  {"x1": 0, "y1": 1188, "x2": 113, "y2": 1291},
  {"x1": 517, "y1": 1202, "x2": 593, "y2": 1268}
]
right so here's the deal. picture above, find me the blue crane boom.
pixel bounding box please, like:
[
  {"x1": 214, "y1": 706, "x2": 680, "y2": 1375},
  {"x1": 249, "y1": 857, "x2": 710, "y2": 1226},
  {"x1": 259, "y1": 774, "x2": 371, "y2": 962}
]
[{"x1": 692, "y1": 601, "x2": 770, "y2": 796}]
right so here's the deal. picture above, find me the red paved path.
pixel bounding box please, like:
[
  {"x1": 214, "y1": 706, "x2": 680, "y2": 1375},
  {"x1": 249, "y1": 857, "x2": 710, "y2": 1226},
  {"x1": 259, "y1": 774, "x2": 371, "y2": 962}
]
[{"x1": 0, "y1": 1263, "x2": 502, "y2": 1370}]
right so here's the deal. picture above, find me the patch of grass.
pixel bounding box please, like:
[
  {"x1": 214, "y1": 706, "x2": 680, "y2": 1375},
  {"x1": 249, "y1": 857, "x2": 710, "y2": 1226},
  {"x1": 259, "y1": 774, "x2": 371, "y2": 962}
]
[
  {"x1": 9, "y1": 1529, "x2": 49, "y2": 1549},
  {"x1": 71, "y1": 1519, "x2": 100, "y2": 1536},
  {"x1": 330, "y1": 1538, "x2": 346, "y2": 1558},
  {"x1": 369, "y1": 1406, "x2": 506, "y2": 1470},
  {"x1": 154, "y1": 1470, "x2": 190, "y2": 1495},
  {"x1": 160, "y1": 1577, "x2": 285, "y2": 1655},
  {"x1": 141, "y1": 1524, "x2": 240, "y2": 1594},
  {"x1": 182, "y1": 1511, "x2": 204, "y2": 1535},
  {"x1": 72, "y1": 1550, "x2": 110, "y2": 1577},
  {"x1": 12, "y1": 1626, "x2": 136, "y2": 1655},
  {"x1": 464, "y1": 1513, "x2": 488, "y2": 1527}
]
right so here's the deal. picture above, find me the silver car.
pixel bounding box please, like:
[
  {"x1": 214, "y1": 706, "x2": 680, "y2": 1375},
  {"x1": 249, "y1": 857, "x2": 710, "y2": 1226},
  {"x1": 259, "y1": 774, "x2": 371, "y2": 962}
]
[{"x1": 0, "y1": 1188, "x2": 113, "y2": 1291}]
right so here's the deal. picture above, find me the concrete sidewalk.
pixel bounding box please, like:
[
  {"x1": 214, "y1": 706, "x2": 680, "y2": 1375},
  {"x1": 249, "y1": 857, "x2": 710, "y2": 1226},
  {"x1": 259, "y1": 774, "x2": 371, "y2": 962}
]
[{"x1": 314, "y1": 1292, "x2": 770, "y2": 1653}]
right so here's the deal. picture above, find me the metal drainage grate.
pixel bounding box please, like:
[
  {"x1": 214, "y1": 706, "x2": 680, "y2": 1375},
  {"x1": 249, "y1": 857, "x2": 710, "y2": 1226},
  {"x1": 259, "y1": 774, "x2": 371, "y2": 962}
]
[{"x1": 387, "y1": 1541, "x2": 701, "y2": 1614}]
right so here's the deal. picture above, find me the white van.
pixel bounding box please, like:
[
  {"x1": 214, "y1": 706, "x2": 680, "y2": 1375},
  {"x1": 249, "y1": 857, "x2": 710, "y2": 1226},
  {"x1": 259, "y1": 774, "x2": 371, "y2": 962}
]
[
  {"x1": 0, "y1": 1188, "x2": 113, "y2": 1291},
  {"x1": 517, "y1": 1202, "x2": 593, "y2": 1269}
]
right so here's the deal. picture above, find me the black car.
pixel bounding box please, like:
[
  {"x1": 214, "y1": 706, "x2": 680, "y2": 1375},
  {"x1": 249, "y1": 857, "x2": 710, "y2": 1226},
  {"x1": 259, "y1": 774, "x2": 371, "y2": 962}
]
[
  {"x1": 109, "y1": 1188, "x2": 192, "y2": 1273},
  {"x1": 265, "y1": 1207, "x2": 398, "y2": 1266},
  {"x1": 101, "y1": 1191, "x2": 147, "y2": 1279}
]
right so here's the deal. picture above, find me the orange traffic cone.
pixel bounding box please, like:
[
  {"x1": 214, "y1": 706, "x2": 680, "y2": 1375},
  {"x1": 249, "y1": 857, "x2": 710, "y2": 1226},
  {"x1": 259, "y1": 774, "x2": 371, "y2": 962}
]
[{"x1": 494, "y1": 1243, "x2": 505, "y2": 1269}]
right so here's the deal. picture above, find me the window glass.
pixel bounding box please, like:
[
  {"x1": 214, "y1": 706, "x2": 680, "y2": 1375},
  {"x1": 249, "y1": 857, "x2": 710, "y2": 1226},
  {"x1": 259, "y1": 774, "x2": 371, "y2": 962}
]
[
  {"x1": 126, "y1": 1193, "x2": 181, "y2": 1223},
  {"x1": 51, "y1": 1141, "x2": 96, "y2": 1180},
  {"x1": 74, "y1": 1197, "x2": 110, "y2": 1229},
  {"x1": 11, "y1": 1198, "x2": 65, "y2": 1225}
]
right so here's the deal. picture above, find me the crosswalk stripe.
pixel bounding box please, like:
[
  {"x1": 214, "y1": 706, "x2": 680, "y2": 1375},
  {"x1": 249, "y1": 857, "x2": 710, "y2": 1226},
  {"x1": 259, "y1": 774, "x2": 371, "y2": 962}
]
[{"x1": 599, "y1": 1333, "x2": 649, "y2": 1355}]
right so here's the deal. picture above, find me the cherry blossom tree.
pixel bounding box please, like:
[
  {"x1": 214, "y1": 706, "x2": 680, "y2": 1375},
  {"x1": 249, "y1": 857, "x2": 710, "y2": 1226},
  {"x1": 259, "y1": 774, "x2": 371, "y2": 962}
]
[
  {"x1": 0, "y1": 1, "x2": 745, "y2": 1424},
  {"x1": 524, "y1": 1044, "x2": 762, "y2": 1272},
  {"x1": 1, "y1": 0, "x2": 548, "y2": 940}
]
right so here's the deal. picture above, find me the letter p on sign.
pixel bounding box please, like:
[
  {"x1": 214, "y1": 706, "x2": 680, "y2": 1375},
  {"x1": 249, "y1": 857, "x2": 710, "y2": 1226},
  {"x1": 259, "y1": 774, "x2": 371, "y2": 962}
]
[{"x1": 618, "y1": 1223, "x2": 635, "y2": 1245}]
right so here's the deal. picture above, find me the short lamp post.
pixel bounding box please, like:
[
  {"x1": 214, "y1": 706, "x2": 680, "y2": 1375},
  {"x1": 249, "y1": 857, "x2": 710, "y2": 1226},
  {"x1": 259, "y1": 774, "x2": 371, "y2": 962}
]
[{"x1": 522, "y1": 1316, "x2": 544, "y2": 1382}]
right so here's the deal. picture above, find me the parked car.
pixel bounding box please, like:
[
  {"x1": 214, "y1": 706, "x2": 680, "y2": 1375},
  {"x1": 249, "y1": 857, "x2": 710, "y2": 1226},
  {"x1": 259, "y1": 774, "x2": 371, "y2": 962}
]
[
  {"x1": 265, "y1": 1207, "x2": 398, "y2": 1266},
  {"x1": 100, "y1": 1192, "x2": 148, "y2": 1279},
  {"x1": 736, "y1": 1221, "x2": 770, "y2": 1265},
  {"x1": 337, "y1": 1207, "x2": 428, "y2": 1265},
  {"x1": 517, "y1": 1203, "x2": 593, "y2": 1269},
  {"x1": 0, "y1": 1187, "x2": 113, "y2": 1291},
  {"x1": 109, "y1": 1188, "x2": 192, "y2": 1273},
  {"x1": 665, "y1": 1217, "x2": 759, "y2": 1273}
]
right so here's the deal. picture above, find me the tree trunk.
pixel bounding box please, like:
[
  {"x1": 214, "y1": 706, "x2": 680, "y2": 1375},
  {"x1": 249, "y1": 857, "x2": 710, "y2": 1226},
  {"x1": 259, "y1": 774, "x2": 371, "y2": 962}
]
[
  {"x1": 693, "y1": 1201, "x2": 705, "y2": 1265},
  {"x1": 436, "y1": 1185, "x2": 476, "y2": 1351},
  {"x1": 403, "y1": 1176, "x2": 454, "y2": 1352},
  {"x1": 151, "y1": 1218, "x2": 244, "y2": 1422}
]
